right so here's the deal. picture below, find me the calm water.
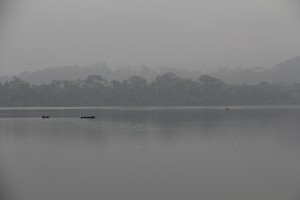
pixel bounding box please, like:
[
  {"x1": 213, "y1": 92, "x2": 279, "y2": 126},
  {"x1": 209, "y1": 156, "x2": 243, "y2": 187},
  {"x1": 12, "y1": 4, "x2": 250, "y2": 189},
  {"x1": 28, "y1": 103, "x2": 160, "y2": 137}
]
[{"x1": 0, "y1": 106, "x2": 300, "y2": 200}]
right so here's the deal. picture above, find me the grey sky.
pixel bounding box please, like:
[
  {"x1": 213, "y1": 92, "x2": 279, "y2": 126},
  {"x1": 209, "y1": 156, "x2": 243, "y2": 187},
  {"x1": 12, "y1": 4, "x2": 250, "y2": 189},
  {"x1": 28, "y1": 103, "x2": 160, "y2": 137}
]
[{"x1": 0, "y1": 0, "x2": 300, "y2": 75}]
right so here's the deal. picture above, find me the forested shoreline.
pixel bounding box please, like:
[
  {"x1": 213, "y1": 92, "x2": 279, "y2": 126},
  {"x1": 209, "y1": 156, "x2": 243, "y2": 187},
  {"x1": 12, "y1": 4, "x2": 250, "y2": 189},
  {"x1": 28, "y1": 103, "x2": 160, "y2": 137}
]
[{"x1": 1, "y1": 72, "x2": 300, "y2": 106}]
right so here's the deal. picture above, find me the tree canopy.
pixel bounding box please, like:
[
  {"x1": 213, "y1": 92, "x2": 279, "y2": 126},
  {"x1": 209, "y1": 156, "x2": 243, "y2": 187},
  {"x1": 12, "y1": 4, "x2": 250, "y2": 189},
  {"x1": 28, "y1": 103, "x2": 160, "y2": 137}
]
[{"x1": 0, "y1": 73, "x2": 299, "y2": 106}]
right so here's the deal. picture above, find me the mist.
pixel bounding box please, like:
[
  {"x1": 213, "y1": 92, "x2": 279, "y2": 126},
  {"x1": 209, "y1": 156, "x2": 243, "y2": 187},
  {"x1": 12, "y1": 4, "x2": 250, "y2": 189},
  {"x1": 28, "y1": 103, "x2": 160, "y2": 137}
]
[
  {"x1": 0, "y1": 0, "x2": 300, "y2": 75},
  {"x1": 2, "y1": 2, "x2": 300, "y2": 200}
]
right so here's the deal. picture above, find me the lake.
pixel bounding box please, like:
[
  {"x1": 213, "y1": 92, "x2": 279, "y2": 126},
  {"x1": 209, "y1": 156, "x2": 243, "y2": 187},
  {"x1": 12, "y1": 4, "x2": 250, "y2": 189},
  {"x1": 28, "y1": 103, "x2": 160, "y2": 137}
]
[{"x1": 0, "y1": 106, "x2": 300, "y2": 200}]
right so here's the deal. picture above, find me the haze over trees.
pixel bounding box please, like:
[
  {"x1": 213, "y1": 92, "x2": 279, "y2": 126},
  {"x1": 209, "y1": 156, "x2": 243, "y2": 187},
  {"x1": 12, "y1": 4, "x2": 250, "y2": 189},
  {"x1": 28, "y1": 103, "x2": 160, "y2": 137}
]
[
  {"x1": 212, "y1": 56, "x2": 300, "y2": 85},
  {"x1": 0, "y1": 63, "x2": 202, "y2": 85},
  {"x1": 0, "y1": 73, "x2": 300, "y2": 107},
  {"x1": 1, "y1": 56, "x2": 300, "y2": 85}
]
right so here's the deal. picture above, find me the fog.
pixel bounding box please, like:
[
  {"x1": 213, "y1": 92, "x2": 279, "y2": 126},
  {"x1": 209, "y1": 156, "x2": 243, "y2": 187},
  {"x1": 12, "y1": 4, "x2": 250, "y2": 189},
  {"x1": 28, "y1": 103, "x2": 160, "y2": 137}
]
[{"x1": 0, "y1": 0, "x2": 300, "y2": 75}]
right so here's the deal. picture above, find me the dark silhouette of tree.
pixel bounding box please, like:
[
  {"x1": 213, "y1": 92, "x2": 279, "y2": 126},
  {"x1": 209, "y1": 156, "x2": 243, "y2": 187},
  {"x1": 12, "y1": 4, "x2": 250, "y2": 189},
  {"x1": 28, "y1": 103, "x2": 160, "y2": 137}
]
[
  {"x1": 198, "y1": 74, "x2": 225, "y2": 87},
  {"x1": 0, "y1": 73, "x2": 299, "y2": 106}
]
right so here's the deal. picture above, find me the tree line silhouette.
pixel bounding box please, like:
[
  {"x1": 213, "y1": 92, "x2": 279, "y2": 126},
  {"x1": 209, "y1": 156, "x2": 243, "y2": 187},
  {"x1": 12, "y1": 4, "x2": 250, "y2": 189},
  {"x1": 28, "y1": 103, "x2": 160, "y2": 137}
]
[{"x1": 1, "y1": 73, "x2": 300, "y2": 106}]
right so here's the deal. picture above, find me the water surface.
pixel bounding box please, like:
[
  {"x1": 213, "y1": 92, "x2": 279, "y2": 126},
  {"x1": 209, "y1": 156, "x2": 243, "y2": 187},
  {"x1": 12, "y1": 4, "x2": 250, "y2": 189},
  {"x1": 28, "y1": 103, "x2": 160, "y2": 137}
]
[{"x1": 0, "y1": 107, "x2": 300, "y2": 200}]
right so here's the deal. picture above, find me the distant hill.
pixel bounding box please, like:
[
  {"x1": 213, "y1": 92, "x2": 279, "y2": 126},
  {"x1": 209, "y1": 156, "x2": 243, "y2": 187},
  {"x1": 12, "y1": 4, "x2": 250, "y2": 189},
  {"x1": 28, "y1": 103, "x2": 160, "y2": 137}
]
[
  {"x1": 212, "y1": 56, "x2": 300, "y2": 84},
  {"x1": 1, "y1": 56, "x2": 300, "y2": 85},
  {"x1": 0, "y1": 63, "x2": 202, "y2": 85},
  {"x1": 0, "y1": 62, "x2": 157, "y2": 85},
  {"x1": 268, "y1": 56, "x2": 300, "y2": 84}
]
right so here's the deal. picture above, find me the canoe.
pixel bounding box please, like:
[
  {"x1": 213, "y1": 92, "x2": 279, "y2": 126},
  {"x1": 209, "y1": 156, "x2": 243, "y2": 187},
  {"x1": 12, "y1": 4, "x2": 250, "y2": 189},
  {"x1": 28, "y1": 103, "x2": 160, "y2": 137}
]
[{"x1": 80, "y1": 116, "x2": 96, "y2": 119}]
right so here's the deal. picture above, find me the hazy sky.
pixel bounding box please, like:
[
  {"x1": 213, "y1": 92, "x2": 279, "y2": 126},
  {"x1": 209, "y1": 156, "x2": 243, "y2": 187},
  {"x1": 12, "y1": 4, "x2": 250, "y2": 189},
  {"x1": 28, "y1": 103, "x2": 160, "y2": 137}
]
[{"x1": 0, "y1": 0, "x2": 300, "y2": 75}]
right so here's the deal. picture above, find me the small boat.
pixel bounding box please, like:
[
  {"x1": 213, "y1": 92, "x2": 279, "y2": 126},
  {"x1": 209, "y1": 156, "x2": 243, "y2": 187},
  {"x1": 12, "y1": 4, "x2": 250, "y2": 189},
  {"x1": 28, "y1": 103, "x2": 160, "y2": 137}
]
[
  {"x1": 80, "y1": 115, "x2": 96, "y2": 119},
  {"x1": 225, "y1": 107, "x2": 230, "y2": 111},
  {"x1": 42, "y1": 115, "x2": 50, "y2": 119}
]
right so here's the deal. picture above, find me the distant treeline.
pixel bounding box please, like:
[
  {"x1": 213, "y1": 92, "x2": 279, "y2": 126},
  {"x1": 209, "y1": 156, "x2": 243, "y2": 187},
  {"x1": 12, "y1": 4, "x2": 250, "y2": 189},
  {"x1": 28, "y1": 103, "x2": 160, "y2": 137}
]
[
  {"x1": 1, "y1": 73, "x2": 300, "y2": 106},
  {"x1": 2, "y1": 56, "x2": 300, "y2": 85}
]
